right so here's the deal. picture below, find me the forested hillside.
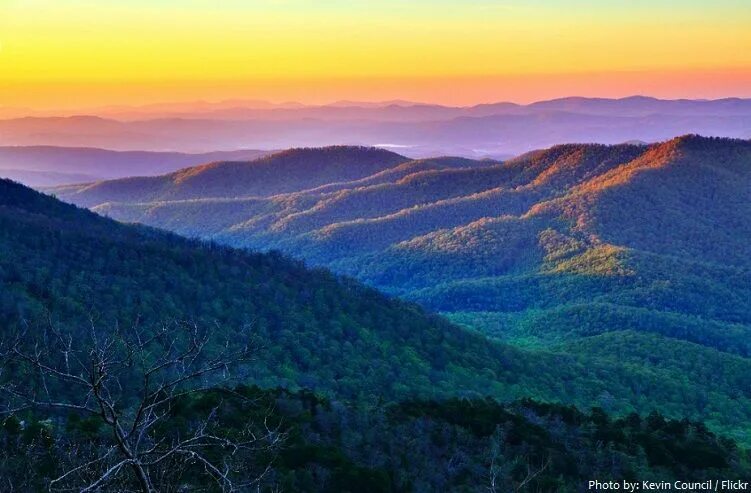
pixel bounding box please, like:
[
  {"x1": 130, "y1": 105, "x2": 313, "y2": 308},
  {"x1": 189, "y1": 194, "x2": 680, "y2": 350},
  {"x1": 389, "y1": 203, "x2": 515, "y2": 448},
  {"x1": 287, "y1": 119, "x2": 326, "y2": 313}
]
[
  {"x1": 3, "y1": 177, "x2": 751, "y2": 489},
  {"x1": 46, "y1": 136, "x2": 751, "y2": 444},
  {"x1": 6, "y1": 177, "x2": 746, "y2": 417}
]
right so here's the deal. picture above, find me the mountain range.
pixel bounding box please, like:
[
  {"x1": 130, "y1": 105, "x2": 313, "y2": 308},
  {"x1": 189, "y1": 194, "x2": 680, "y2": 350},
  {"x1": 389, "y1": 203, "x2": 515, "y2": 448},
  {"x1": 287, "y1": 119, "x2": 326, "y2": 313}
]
[
  {"x1": 4, "y1": 175, "x2": 751, "y2": 489},
  {"x1": 49, "y1": 135, "x2": 751, "y2": 442},
  {"x1": 3, "y1": 96, "x2": 750, "y2": 157},
  {"x1": 10, "y1": 175, "x2": 751, "y2": 432},
  {"x1": 11, "y1": 95, "x2": 751, "y2": 120},
  {"x1": 2, "y1": 148, "x2": 751, "y2": 488}
]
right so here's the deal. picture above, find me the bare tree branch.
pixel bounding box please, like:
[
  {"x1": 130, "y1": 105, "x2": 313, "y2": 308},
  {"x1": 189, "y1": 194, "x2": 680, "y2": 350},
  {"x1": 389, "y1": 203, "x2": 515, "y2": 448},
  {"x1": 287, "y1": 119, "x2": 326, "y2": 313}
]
[{"x1": 0, "y1": 318, "x2": 281, "y2": 492}]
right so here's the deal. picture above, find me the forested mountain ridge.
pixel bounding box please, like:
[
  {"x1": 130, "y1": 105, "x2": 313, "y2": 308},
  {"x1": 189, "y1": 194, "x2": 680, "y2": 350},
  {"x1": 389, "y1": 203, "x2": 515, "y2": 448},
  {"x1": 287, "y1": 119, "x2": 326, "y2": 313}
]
[
  {"x1": 45, "y1": 136, "x2": 751, "y2": 444},
  {"x1": 5, "y1": 175, "x2": 751, "y2": 489},
  {"x1": 51, "y1": 136, "x2": 751, "y2": 306},
  {"x1": 4, "y1": 178, "x2": 751, "y2": 444}
]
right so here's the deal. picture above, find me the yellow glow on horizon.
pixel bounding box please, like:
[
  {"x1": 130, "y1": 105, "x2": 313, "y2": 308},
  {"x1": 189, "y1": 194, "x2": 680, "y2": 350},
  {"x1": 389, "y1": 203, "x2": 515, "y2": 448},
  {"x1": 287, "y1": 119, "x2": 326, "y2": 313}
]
[{"x1": 1, "y1": 1, "x2": 750, "y2": 108}]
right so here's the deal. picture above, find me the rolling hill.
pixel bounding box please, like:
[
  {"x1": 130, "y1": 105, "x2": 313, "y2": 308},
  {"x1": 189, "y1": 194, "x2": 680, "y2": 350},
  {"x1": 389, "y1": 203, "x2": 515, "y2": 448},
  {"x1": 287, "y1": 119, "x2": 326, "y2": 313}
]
[
  {"x1": 49, "y1": 136, "x2": 751, "y2": 441},
  {"x1": 51, "y1": 146, "x2": 412, "y2": 207}
]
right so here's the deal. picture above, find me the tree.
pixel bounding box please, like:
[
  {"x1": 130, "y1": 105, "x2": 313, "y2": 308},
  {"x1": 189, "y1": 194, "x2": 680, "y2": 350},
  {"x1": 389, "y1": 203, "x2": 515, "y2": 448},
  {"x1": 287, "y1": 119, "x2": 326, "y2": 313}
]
[{"x1": 0, "y1": 318, "x2": 283, "y2": 492}]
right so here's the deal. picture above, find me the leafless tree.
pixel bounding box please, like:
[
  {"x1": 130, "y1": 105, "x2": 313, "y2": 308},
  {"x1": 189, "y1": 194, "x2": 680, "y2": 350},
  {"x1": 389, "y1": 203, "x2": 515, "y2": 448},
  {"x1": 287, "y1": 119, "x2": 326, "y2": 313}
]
[
  {"x1": 487, "y1": 425, "x2": 550, "y2": 493},
  {"x1": 487, "y1": 426, "x2": 506, "y2": 493},
  {"x1": 0, "y1": 318, "x2": 283, "y2": 492},
  {"x1": 514, "y1": 455, "x2": 551, "y2": 492}
]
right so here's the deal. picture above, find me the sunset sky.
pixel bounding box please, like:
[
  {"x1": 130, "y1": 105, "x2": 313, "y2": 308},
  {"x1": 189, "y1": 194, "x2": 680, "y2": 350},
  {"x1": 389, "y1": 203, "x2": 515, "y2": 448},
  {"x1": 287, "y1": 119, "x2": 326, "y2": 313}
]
[{"x1": 1, "y1": 0, "x2": 750, "y2": 110}]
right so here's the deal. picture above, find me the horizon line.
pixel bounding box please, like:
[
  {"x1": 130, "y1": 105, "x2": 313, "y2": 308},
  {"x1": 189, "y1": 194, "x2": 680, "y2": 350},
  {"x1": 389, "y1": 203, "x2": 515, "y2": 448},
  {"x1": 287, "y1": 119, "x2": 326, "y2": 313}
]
[{"x1": 4, "y1": 93, "x2": 751, "y2": 119}]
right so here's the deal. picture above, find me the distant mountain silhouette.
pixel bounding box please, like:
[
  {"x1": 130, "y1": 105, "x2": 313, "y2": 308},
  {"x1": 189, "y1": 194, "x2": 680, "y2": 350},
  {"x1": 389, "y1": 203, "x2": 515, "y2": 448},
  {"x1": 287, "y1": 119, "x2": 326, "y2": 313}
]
[
  {"x1": 0, "y1": 168, "x2": 99, "y2": 187},
  {"x1": 4, "y1": 97, "x2": 750, "y2": 157},
  {"x1": 0, "y1": 145, "x2": 274, "y2": 186}
]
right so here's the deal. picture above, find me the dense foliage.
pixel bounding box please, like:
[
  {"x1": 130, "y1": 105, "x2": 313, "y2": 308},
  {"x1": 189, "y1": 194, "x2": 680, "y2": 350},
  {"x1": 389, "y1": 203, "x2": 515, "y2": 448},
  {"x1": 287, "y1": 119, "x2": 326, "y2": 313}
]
[{"x1": 4, "y1": 387, "x2": 748, "y2": 492}]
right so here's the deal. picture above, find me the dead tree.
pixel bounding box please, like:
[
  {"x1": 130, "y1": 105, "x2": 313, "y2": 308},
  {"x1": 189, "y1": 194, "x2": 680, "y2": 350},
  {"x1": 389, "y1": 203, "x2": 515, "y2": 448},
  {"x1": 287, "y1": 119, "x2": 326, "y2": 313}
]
[
  {"x1": 514, "y1": 455, "x2": 551, "y2": 492},
  {"x1": 487, "y1": 424, "x2": 550, "y2": 493},
  {"x1": 0, "y1": 318, "x2": 283, "y2": 492}
]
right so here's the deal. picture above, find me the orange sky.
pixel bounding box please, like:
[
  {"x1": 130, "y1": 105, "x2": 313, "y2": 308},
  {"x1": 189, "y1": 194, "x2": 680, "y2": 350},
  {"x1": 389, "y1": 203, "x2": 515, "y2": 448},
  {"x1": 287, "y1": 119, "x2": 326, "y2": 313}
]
[{"x1": 1, "y1": 1, "x2": 750, "y2": 110}]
